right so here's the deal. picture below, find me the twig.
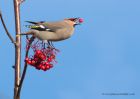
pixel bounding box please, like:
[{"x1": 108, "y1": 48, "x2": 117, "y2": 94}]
[
  {"x1": 17, "y1": 36, "x2": 35, "y2": 98},
  {"x1": 0, "y1": 10, "x2": 16, "y2": 44},
  {"x1": 18, "y1": 0, "x2": 25, "y2": 4},
  {"x1": 13, "y1": 0, "x2": 21, "y2": 99}
]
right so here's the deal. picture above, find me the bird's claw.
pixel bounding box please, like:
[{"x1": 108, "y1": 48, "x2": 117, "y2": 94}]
[{"x1": 16, "y1": 34, "x2": 20, "y2": 38}]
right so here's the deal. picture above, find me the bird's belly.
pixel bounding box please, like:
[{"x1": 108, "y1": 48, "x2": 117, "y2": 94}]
[{"x1": 36, "y1": 28, "x2": 74, "y2": 41}]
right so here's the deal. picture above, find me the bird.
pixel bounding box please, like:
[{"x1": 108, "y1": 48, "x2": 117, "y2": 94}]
[
  {"x1": 18, "y1": 17, "x2": 83, "y2": 40},
  {"x1": 17, "y1": 18, "x2": 83, "y2": 47}
]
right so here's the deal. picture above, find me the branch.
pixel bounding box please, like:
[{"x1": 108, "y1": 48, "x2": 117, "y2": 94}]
[
  {"x1": 17, "y1": 36, "x2": 35, "y2": 98},
  {"x1": 0, "y1": 10, "x2": 16, "y2": 44},
  {"x1": 18, "y1": 0, "x2": 25, "y2": 5},
  {"x1": 13, "y1": 0, "x2": 21, "y2": 99}
]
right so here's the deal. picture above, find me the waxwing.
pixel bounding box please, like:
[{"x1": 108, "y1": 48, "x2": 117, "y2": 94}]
[{"x1": 18, "y1": 18, "x2": 83, "y2": 42}]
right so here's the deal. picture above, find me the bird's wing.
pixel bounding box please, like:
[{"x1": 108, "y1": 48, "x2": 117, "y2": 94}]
[
  {"x1": 25, "y1": 21, "x2": 51, "y2": 31},
  {"x1": 25, "y1": 21, "x2": 46, "y2": 24},
  {"x1": 26, "y1": 21, "x2": 65, "y2": 32}
]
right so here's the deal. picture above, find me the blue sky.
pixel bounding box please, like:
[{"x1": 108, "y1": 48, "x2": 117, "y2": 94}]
[{"x1": 0, "y1": 0, "x2": 140, "y2": 99}]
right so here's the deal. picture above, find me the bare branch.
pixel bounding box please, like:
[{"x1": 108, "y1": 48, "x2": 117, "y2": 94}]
[
  {"x1": 17, "y1": 36, "x2": 35, "y2": 98},
  {"x1": 18, "y1": 0, "x2": 25, "y2": 5},
  {"x1": 13, "y1": 0, "x2": 21, "y2": 98},
  {"x1": 0, "y1": 10, "x2": 16, "y2": 44}
]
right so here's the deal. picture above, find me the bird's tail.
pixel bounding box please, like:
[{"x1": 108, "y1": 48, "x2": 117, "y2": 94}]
[
  {"x1": 25, "y1": 25, "x2": 41, "y2": 29},
  {"x1": 25, "y1": 21, "x2": 40, "y2": 29},
  {"x1": 25, "y1": 21, "x2": 38, "y2": 24}
]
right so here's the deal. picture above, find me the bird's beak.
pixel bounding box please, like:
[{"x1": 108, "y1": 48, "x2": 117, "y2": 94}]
[
  {"x1": 74, "y1": 23, "x2": 81, "y2": 26},
  {"x1": 74, "y1": 18, "x2": 84, "y2": 25}
]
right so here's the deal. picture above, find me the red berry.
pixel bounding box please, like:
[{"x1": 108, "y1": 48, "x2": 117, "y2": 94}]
[
  {"x1": 34, "y1": 57, "x2": 39, "y2": 61},
  {"x1": 47, "y1": 58, "x2": 52, "y2": 62},
  {"x1": 45, "y1": 62, "x2": 49, "y2": 65},
  {"x1": 46, "y1": 65, "x2": 50, "y2": 69},
  {"x1": 35, "y1": 50, "x2": 42, "y2": 54},
  {"x1": 31, "y1": 60, "x2": 36, "y2": 65},
  {"x1": 27, "y1": 60, "x2": 32, "y2": 64},
  {"x1": 41, "y1": 66, "x2": 46, "y2": 70},
  {"x1": 36, "y1": 64, "x2": 42, "y2": 70},
  {"x1": 50, "y1": 54, "x2": 55, "y2": 59},
  {"x1": 40, "y1": 54, "x2": 46, "y2": 60},
  {"x1": 49, "y1": 64, "x2": 53, "y2": 68},
  {"x1": 25, "y1": 57, "x2": 29, "y2": 61},
  {"x1": 79, "y1": 18, "x2": 84, "y2": 23}
]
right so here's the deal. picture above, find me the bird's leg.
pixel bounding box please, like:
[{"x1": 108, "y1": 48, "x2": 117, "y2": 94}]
[
  {"x1": 46, "y1": 41, "x2": 55, "y2": 49},
  {"x1": 25, "y1": 35, "x2": 30, "y2": 49},
  {"x1": 50, "y1": 41, "x2": 55, "y2": 49},
  {"x1": 41, "y1": 41, "x2": 45, "y2": 49},
  {"x1": 44, "y1": 43, "x2": 48, "y2": 49},
  {"x1": 26, "y1": 35, "x2": 29, "y2": 40},
  {"x1": 43, "y1": 43, "x2": 46, "y2": 49},
  {"x1": 47, "y1": 41, "x2": 52, "y2": 48}
]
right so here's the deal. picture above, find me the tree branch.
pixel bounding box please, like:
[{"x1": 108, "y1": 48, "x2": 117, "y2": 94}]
[
  {"x1": 17, "y1": 36, "x2": 35, "y2": 98},
  {"x1": 0, "y1": 10, "x2": 16, "y2": 44},
  {"x1": 13, "y1": 0, "x2": 21, "y2": 99},
  {"x1": 18, "y1": 0, "x2": 25, "y2": 5}
]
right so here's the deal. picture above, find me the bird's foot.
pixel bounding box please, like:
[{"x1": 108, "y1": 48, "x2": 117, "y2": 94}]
[{"x1": 47, "y1": 41, "x2": 55, "y2": 49}]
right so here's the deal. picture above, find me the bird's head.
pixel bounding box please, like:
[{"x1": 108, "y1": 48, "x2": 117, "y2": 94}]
[{"x1": 65, "y1": 17, "x2": 84, "y2": 26}]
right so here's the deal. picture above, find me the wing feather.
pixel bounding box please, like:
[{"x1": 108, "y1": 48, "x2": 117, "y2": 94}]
[{"x1": 25, "y1": 21, "x2": 65, "y2": 32}]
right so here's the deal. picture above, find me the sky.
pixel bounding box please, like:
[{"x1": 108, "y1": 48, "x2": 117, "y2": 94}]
[{"x1": 0, "y1": 0, "x2": 140, "y2": 99}]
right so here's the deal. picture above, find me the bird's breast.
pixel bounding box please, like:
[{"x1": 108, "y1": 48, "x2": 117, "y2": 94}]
[
  {"x1": 36, "y1": 25, "x2": 74, "y2": 41},
  {"x1": 56, "y1": 27, "x2": 74, "y2": 40}
]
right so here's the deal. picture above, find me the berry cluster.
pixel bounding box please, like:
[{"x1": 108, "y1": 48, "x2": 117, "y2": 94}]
[{"x1": 25, "y1": 39, "x2": 59, "y2": 71}]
